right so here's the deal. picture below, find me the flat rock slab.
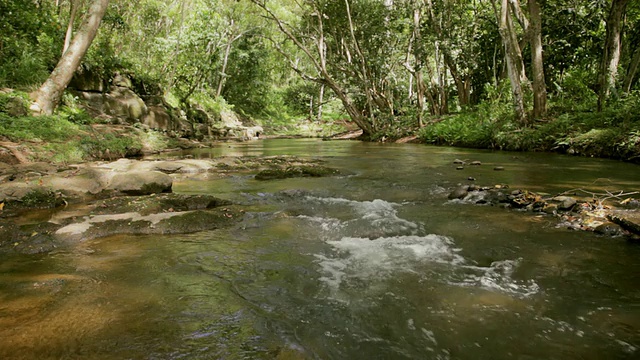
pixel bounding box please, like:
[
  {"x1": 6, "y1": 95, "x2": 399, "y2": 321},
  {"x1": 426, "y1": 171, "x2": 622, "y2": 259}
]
[
  {"x1": 1, "y1": 193, "x2": 237, "y2": 253},
  {"x1": 54, "y1": 208, "x2": 241, "y2": 243}
]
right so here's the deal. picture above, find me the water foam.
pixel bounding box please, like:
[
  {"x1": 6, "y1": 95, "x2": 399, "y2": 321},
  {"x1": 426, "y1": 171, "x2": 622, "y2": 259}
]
[{"x1": 300, "y1": 196, "x2": 539, "y2": 298}]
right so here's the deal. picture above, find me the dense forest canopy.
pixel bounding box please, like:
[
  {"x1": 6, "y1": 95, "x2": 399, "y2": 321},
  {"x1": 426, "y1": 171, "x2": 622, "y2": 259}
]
[{"x1": 1, "y1": 0, "x2": 639, "y2": 147}]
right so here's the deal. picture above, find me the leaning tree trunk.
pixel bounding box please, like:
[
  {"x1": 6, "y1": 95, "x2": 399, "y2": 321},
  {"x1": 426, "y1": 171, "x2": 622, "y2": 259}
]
[
  {"x1": 31, "y1": 0, "x2": 110, "y2": 115},
  {"x1": 597, "y1": 0, "x2": 630, "y2": 111}
]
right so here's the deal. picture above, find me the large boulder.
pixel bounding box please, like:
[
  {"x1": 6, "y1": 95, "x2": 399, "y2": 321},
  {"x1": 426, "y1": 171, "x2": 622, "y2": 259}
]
[
  {"x1": 41, "y1": 168, "x2": 111, "y2": 196},
  {"x1": 104, "y1": 87, "x2": 148, "y2": 122},
  {"x1": 142, "y1": 105, "x2": 174, "y2": 131}
]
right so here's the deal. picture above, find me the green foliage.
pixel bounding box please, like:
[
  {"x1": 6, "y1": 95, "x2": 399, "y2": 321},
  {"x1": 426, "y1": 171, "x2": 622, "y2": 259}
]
[
  {"x1": 222, "y1": 31, "x2": 274, "y2": 117},
  {"x1": 58, "y1": 93, "x2": 95, "y2": 125},
  {"x1": 0, "y1": 0, "x2": 60, "y2": 88},
  {"x1": 419, "y1": 92, "x2": 640, "y2": 161},
  {"x1": 550, "y1": 68, "x2": 598, "y2": 112}
]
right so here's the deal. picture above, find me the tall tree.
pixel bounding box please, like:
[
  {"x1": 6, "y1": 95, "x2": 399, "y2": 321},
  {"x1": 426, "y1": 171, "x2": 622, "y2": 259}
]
[
  {"x1": 528, "y1": 0, "x2": 547, "y2": 117},
  {"x1": 30, "y1": 0, "x2": 110, "y2": 115},
  {"x1": 491, "y1": 0, "x2": 528, "y2": 125},
  {"x1": 597, "y1": 0, "x2": 631, "y2": 111}
]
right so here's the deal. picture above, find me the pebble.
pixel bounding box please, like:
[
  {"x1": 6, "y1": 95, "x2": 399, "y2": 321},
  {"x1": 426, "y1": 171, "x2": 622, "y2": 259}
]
[{"x1": 494, "y1": 166, "x2": 505, "y2": 171}]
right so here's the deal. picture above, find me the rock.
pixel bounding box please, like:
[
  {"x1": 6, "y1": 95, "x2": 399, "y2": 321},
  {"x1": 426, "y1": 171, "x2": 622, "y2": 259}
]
[
  {"x1": 552, "y1": 196, "x2": 577, "y2": 210},
  {"x1": 54, "y1": 208, "x2": 240, "y2": 243},
  {"x1": 104, "y1": 87, "x2": 148, "y2": 122},
  {"x1": 484, "y1": 189, "x2": 509, "y2": 204},
  {"x1": 255, "y1": 165, "x2": 341, "y2": 180},
  {"x1": 246, "y1": 126, "x2": 264, "y2": 139},
  {"x1": 467, "y1": 177, "x2": 476, "y2": 181},
  {"x1": 448, "y1": 185, "x2": 469, "y2": 200},
  {"x1": 142, "y1": 105, "x2": 174, "y2": 132},
  {"x1": 453, "y1": 159, "x2": 466, "y2": 165},
  {"x1": 594, "y1": 222, "x2": 625, "y2": 237},
  {"x1": 112, "y1": 72, "x2": 133, "y2": 88},
  {"x1": 106, "y1": 171, "x2": 172, "y2": 195},
  {"x1": 4, "y1": 96, "x2": 28, "y2": 117},
  {"x1": 41, "y1": 168, "x2": 111, "y2": 196},
  {"x1": 469, "y1": 161, "x2": 482, "y2": 166},
  {"x1": 543, "y1": 203, "x2": 558, "y2": 214},
  {"x1": 456, "y1": 166, "x2": 464, "y2": 170},
  {"x1": 0, "y1": 185, "x2": 65, "y2": 210},
  {"x1": 494, "y1": 166, "x2": 505, "y2": 171},
  {"x1": 606, "y1": 213, "x2": 640, "y2": 236}
]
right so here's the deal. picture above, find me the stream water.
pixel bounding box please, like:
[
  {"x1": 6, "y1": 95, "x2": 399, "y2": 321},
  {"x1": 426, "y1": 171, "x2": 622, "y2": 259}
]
[{"x1": 1, "y1": 139, "x2": 639, "y2": 359}]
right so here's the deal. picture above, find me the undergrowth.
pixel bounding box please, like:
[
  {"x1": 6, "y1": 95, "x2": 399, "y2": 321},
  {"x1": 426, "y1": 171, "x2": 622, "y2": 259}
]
[{"x1": 418, "y1": 94, "x2": 640, "y2": 162}]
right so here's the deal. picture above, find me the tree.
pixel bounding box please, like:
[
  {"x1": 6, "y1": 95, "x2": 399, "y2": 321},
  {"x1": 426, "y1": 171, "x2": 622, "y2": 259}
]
[
  {"x1": 250, "y1": 0, "x2": 379, "y2": 136},
  {"x1": 490, "y1": 0, "x2": 528, "y2": 125},
  {"x1": 30, "y1": 0, "x2": 110, "y2": 115},
  {"x1": 597, "y1": 0, "x2": 631, "y2": 111},
  {"x1": 528, "y1": 0, "x2": 547, "y2": 118}
]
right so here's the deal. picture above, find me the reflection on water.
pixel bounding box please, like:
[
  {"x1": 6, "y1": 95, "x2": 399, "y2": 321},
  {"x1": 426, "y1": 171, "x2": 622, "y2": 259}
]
[{"x1": 1, "y1": 139, "x2": 639, "y2": 359}]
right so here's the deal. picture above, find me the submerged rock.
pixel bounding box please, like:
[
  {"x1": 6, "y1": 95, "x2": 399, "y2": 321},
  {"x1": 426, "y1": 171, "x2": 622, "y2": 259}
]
[
  {"x1": 255, "y1": 165, "x2": 341, "y2": 180},
  {"x1": 448, "y1": 185, "x2": 469, "y2": 200},
  {"x1": 54, "y1": 208, "x2": 241, "y2": 243}
]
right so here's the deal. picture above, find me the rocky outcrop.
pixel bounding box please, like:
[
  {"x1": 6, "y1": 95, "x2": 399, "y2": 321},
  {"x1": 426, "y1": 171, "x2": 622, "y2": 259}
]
[{"x1": 68, "y1": 70, "x2": 264, "y2": 141}]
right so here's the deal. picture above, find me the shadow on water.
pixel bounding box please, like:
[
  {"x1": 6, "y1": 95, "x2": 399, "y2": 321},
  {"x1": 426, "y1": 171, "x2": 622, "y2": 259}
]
[{"x1": 1, "y1": 139, "x2": 639, "y2": 359}]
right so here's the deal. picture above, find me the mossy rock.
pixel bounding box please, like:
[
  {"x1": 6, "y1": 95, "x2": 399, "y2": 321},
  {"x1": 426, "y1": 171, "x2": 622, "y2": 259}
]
[
  {"x1": 255, "y1": 165, "x2": 341, "y2": 180},
  {"x1": 91, "y1": 193, "x2": 231, "y2": 216},
  {"x1": 3, "y1": 188, "x2": 66, "y2": 212}
]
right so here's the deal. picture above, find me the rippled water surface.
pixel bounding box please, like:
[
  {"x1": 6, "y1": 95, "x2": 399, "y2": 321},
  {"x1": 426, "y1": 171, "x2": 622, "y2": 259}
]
[{"x1": 1, "y1": 139, "x2": 639, "y2": 359}]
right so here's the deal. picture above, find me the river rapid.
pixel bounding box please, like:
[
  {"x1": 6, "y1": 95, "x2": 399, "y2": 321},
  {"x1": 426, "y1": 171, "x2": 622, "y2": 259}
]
[{"x1": 1, "y1": 139, "x2": 639, "y2": 359}]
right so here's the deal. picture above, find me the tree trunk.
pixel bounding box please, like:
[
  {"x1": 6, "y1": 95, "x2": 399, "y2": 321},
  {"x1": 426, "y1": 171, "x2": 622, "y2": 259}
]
[
  {"x1": 597, "y1": 0, "x2": 630, "y2": 111},
  {"x1": 444, "y1": 52, "x2": 470, "y2": 107},
  {"x1": 528, "y1": 0, "x2": 547, "y2": 118},
  {"x1": 415, "y1": 71, "x2": 427, "y2": 125},
  {"x1": 623, "y1": 46, "x2": 640, "y2": 93},
  {"x1": 30, "y1": 0, "x2": 109, "y2": 115},
  {"x1": 216, "y1": 34, "x2": 234, "y2": 98},
  {"x1": 63, "y1": 0, "x2": 81, "y2": 55},
  {"x1": 317, "y1": 83, "x2": 325, "y2": 121},
  {"x1": 492, "y1": 0, "x2": 527, "y2": 125}
]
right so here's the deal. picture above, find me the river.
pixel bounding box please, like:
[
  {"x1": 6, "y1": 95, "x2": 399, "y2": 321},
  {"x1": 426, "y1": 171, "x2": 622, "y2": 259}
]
[{"x1": 1, "y1": 139, "x2": 639, "y2": 359}]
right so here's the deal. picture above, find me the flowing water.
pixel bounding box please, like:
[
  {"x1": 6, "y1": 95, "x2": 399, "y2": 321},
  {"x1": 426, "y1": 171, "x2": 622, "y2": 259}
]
[{"x1": 1, "y1": 139, "x2": 639, "y2": 359}]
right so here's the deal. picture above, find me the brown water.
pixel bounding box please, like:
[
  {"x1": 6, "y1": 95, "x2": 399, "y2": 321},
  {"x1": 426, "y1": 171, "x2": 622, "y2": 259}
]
[{"x1": 1, "y1": 139, "x2": 639, "y2": 359}]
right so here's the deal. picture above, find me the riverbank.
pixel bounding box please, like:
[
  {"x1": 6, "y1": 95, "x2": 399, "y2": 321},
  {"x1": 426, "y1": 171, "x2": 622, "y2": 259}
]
[{"x1": 414, "y1": 103, "x2": 640, "y2": 163}]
